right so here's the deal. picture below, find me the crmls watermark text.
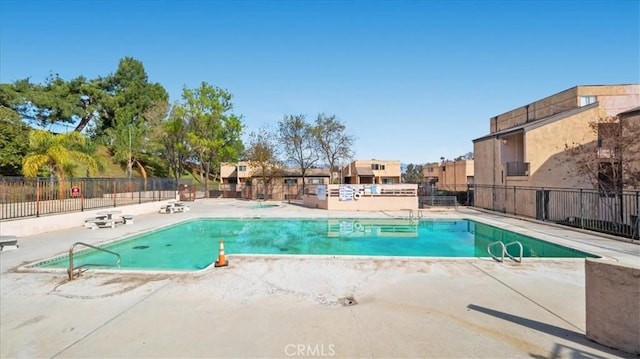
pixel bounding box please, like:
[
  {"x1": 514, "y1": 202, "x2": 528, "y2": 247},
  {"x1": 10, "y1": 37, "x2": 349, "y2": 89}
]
[{"x1": 284, "y1": 344, "x2": 336, "y2": 357}]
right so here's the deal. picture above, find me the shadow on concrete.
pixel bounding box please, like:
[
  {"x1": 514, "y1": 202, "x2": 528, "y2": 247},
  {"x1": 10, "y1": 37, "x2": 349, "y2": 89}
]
[{"x1": 467, "y1": 304, "x2": 634, "y2": 358}]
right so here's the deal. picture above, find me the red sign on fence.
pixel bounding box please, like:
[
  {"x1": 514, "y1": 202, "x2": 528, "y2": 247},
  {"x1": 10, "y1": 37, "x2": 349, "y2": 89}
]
[{"x1": 70, "y1": 187, "x2": 81, "y2": 197}]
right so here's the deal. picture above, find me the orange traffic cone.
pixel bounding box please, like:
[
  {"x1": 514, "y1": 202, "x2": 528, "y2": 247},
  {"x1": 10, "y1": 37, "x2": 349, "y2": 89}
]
[{"x1": 215, "y1": 240, "x2": 228, "y2": 267}]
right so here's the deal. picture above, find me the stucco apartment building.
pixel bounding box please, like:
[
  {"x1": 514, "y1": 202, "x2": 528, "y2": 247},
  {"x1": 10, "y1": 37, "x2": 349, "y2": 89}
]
[
  {"x1": 423, "y1": 160, "x2": 474, "y2": 192},
  {"x1": 341, "y1": 160, "x2": 401, "y2": 185},
  {"x1": 472, "y1": 84, "x2": 640, "y2": 222},
  {"x1": 219, "y1": 161, "x2": 330, "y2": 200}
]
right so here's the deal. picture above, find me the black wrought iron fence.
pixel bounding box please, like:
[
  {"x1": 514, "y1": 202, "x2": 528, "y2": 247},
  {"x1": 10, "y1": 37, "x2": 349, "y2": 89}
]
[
  {"x1": 0, "y1": 177, "x2": 180, "y2": 220},
  {"x1": 469, "y1": 184, "x2": 640, "y2": 240}
]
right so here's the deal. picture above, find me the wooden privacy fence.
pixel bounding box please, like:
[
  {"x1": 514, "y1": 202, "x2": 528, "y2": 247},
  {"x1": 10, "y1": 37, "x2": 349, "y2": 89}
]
[{"x1": 0, "y1": 177, "x2": 180, "y2": 220}]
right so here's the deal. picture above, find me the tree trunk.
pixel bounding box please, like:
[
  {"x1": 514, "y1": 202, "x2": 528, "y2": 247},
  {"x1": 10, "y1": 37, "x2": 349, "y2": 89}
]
[
  {"x1": 204, "y1": 161, "x2": 210, "y2": 198},
  {"x1": 73, "y1": 114, "x2": 92, "y2": 132}
]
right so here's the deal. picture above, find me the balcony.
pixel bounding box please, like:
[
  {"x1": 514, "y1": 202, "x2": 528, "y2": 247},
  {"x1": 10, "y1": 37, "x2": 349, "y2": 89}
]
[{"x1": 506, "y1": 162, "x2": 529, "y2": 176}]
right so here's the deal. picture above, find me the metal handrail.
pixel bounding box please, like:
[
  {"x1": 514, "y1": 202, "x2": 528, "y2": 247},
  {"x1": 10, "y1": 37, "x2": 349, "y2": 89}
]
[
  {"x1": 488, "y1": 240, "x2": 523, "y2": 263},
  {"x1": 504, "y1": 241, "x2": 523, "y2": 263},
  {"x1": 487, "y1": 241, "x2": 506, "y2": 262},
  {"x1": 68, "y1": 242, "x2": 121, "y2": 280},
  {"x1": 407, "y1": 209, "x2": 424, "y2": 220}
]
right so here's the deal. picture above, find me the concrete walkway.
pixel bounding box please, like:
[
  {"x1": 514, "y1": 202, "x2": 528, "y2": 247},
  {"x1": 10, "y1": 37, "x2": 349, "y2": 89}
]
[{"x1": 1, "y1": 199, "x2": 638, "y2": 358}]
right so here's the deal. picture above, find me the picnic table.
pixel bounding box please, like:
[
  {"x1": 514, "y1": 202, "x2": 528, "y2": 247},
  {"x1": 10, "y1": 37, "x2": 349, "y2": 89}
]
[
  {"x1": 159, "y1": 202, "x2": 190, "y2": 214},
  {"x1": 96, "y1": 210, "x2": 122, "y2": 220},
  {"x1": 85, "y1": 210, "x2": 123, "y2": 229}
]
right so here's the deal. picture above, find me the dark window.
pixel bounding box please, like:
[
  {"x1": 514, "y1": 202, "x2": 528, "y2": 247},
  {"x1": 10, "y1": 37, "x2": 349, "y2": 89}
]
[{"x1": 597, "y1": 122, "x2": 619, "y2": 148}]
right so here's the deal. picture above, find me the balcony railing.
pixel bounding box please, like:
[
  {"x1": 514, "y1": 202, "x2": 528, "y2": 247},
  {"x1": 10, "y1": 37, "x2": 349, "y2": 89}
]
[{"x1": 506, "y1": 162, "x2": 530, "y2": 176}]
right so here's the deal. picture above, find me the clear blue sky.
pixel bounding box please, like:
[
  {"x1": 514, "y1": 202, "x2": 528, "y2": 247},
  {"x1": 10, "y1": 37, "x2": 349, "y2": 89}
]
[{"x1": 1, "y1": 0, "x2": 638, "y2": 164}]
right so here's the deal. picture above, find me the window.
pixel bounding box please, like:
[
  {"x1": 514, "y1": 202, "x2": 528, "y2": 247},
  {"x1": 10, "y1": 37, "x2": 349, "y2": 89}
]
[
  {"x1": 597, "y1": 122, "x2": 619, "y2": 148},
  {"x1": 238, "y1": 165, "x2": 247, "y2": 171},
  {"x1": 308, "y1": 178, "x2": 323, "y2": 185},
  {"x1": 382, "y1": 178, "x2": 395, "y2": 184},
  {"x1": 371, "y1": 164, "x2": 385, "y2": 170},
  {"x1": 580, "y1": 96, "x2": 596, "y2": 107},
  {"x1": 284, "y1": 178, "x2": 297, "y2": 185}
]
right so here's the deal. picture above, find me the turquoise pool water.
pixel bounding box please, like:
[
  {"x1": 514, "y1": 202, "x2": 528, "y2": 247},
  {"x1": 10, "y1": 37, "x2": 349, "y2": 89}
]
[{"x1": 33, "y1": 218, "x2": 597, "y2": 271}]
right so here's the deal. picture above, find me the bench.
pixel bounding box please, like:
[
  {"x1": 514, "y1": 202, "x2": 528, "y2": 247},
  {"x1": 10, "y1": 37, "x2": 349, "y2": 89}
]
[
  {"x1": 159, "y1": 205, "x2": 174, "y2": 214},
  {"x1": 173, "y1": 204, "x2": 190, "y2": 213},
  {"x1": 0, "y1": 236, "x2": 19, "y2": 251},
  {"x1": 121, "y1": 215, "x2": 134, "y2": 224}
]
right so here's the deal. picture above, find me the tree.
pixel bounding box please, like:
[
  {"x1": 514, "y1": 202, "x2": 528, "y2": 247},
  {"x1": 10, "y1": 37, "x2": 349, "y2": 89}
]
[
  {"x1": 565, "y1": 115, "x2": 640, "y2": 224},
  {"x1": 566, "y1": 116, "x2": 640, "y2": 191},
  {"x1": 454, "y1": 152, "x2": 474, "y2": 161},
  {"x1": 99, "y1": 58, "x2": 171, "y2": 178},
  {"x1": 244, "y1": 126, "x2": 284, "y2": 196},
  {"x1": 278, "y1": 114, "x2": 320, "y2": 196},
  {"x1": 162, "y1": 113, "x2": 191, "y2": 180},
  {"x1": 0, "y1": 106, "x2": 30, "y2": 175},
  {"x1": 22, "y1": 130, "x2": 99, "y2": 197},
  {"x1": 2, "y1": 75, "x2": 108, "y2": 133},
  {"x1": 100, "y1": 57, "x2": 169, "y2": 133},
  {"x1": 313, "y1": 113, "x2": 354, "y2": 183},
  {"x1": 104, "y1": 118, "x2": 149, "y2": 178},
  {"x1": 402, "y1": 163, "x2": 424, "y2": 184},
  {"x1": 178, "y1": 82, "x2": 244, "y2": 197}
]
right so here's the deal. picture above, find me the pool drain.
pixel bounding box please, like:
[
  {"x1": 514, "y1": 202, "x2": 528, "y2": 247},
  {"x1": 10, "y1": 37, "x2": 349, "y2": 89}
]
[{"x1": 338, "y1": 296, "x2": 357, "y2": 307}]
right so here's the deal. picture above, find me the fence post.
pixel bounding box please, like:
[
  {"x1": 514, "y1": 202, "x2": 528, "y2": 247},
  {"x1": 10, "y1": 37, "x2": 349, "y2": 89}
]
[
  {"x1": 36, "y1": 179, "x2": 40, "y2": 217},
  {"x1": 580, "y1": 189, "x2": 584, "y2": 229},
  {"x1": 541, "y1": 187, "x2": 545, "y2": 221},
  {"x1": 513, "y1": 186, "x2": 517, "y2": 216},
  {"x1": 112, "y1": 179, "x2": 116, "y2": 207},
  {"x1": 80, "y1": 180, "x2": 84, "y2": 212},
  {"x1": 635, "y1": 191, "x2": 639, "y2": 239}
]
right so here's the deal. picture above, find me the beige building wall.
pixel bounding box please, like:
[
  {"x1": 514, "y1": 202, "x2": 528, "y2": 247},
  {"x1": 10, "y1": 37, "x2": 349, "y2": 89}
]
[
  {"x1": 438, "y1": 160, "x2": 474, "y2": 192},
  {"x1": 220, "y1": 162, "x2": 330, "y2": 200},
  {"x1": 473, "y1": 140, "x2": 497, "y2": 186},
  {"x1": 476, "y1": 84, "x2": 640, "y2": 189},
  {"x1": 342, "y1": 160, "x2": 401, "y2": 184},
  {"x1": 490, "y1": 85, "x2": 640, "y2": 134},
  {"x1": 303, "y1": 184, "x2": 418, "y2": 211},
  {"x1": 525, "y1": 108, "x2": 599, "y2": 188},
  {"x1": 620, "y1": 108, "x2": 640, "y2": 186},
  {"x1": 422, "y1": 162, "x2": 441, "y2": 184},
  {"x1": 473, "y1": 84, "x2": 640, "y2": 215},
  {"x1": 220, "y1": 161, "x2": 253, "y2": 184}
]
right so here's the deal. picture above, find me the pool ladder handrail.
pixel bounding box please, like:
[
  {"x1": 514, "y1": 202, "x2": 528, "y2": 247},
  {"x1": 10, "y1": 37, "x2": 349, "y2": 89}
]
[
  {"x1": 407, "y1": 209, "x2": 424, "y2": 220},
  {"x1": 487, "y1": 241, "x2": 523, "y2": 263},
  {"x1": 68, "y1": 242, "x2": 121, "y2": 281}
]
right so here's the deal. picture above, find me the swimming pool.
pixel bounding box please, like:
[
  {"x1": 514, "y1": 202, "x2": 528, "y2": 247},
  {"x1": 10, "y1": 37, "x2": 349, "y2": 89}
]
[{"x1": 32, "y1": 218, "x2": 598, "y2": 271}]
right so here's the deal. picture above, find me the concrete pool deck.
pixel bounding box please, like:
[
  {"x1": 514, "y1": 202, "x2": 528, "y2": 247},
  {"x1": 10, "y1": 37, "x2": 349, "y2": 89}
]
[{"x1": 1, "y1": 199, "x2": 638, "y2": 358}]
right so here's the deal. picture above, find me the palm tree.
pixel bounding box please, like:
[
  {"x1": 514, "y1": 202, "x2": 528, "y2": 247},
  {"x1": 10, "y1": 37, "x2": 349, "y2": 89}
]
[{"x1": 22, "y1": 130, "x2": 98, "y2": 197}]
